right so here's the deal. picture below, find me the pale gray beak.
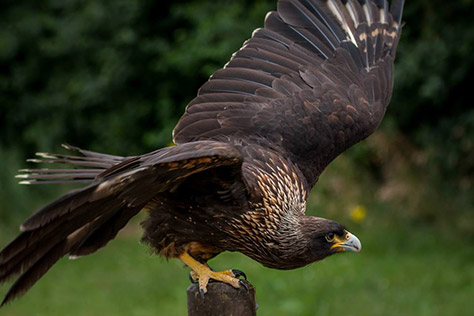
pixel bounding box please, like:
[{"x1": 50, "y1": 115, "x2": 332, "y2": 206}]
[{"x1": 331, "y1": 231, "x2": 362, "y2": 253}]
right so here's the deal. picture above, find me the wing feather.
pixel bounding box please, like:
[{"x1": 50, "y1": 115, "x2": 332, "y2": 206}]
[
  {"x1": 1, "y1": 0, "x2": 406, "y2": 305},
  {"x1": 0, "y1": 141, "x2": 243, "y2": 305},
  {"x1": 173, "y1": 0, "x2": 403, "y2": 187}
]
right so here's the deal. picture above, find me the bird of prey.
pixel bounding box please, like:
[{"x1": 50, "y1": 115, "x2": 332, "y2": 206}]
[{"x1": 0, "y1": 0, "x2": 404, "y2": 305}]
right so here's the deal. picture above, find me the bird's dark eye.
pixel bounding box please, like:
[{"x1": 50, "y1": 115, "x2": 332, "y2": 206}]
[{"x1": 325, "y1": 233, "x2": 335, "y2": 242}]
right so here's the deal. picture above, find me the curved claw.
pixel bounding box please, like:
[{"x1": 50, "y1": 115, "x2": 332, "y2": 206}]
[
  {"x1": 232, "y1": 269, "x2": 247, "y2": 280},
  {"x1": 238, "y1": 280, "x2": 249, "y2": 291},
  {"x1": 179, "y1": 253, "x2": 247, "y2": 297}
]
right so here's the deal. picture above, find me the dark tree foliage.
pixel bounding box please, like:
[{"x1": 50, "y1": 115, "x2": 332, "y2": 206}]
[
  {"x1": 392, "y1": 0, "x2": 474, "y2": 180},
  {"x1": 0, "y1": 0, "x2": 272, "y2": 156},
  {"x1": 0, "y1": 0, "x2": 472, "y2": 182}
]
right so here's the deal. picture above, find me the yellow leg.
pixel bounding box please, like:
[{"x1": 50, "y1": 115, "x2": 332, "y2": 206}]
[{"x1": 179, "y1": 252, "x2": 244, "y2": 294}]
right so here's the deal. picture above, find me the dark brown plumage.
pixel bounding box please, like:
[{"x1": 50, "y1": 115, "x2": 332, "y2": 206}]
[{"x1": 0, "y1": 0, "x2": 404, "y2": 306}]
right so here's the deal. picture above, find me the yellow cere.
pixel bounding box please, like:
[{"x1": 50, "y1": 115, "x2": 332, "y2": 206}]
[{"x1": 330, "y1": 235, "x2": 346, "y2": 252}]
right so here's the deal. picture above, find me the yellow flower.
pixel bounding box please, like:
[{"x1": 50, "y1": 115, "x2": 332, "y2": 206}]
[{"x1": 350, "y1": 205, "x2": 367, "y2": 223}]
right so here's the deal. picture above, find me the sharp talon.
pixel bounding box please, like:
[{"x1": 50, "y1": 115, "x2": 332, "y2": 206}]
[
  {"x1": 232, "y1": 269, "x2": 247, "y2": 280},
  {"x1": 199, "y1": 289, "x2": 206, "y2": 299},
  {"x1": 238, "y1": 280, "x2": 249, "y2": 291}
]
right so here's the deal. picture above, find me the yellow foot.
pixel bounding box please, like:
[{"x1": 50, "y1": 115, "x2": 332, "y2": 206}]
[{"x1": 179, "y1": 252, "x2": 247, "y2": 295}]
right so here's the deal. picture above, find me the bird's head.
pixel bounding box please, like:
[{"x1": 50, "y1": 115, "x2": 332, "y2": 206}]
[{"x1": 302, "y1": 217, "x2": 362, "y2": 262}]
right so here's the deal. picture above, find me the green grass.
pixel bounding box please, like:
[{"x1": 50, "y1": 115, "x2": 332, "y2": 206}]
[{"x1": 1, "y1": 217, "x2": 472, "y2": 316}]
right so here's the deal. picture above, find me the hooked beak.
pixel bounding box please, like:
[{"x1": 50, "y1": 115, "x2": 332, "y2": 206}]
[{"x1": 331, "y1": 231, "x2": 362, "y2": 253}]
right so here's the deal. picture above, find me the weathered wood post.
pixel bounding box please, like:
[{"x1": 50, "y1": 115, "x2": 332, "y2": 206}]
[{"x1": 187, "y1": 281, "x2": 257, "y2": 316}]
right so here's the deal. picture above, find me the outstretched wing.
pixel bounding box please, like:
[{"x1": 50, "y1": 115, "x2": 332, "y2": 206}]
[
  {"x1": 0, "y1": 141, "x2": 242, "y2": 305},
  {"x1": 173, "y1": 0, "x2": 404, "y2": 187}
]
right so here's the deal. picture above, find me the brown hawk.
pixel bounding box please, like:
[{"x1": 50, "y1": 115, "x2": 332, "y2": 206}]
[{"x1": 0, "y1": 0, "x2": 404, "y2": 305}]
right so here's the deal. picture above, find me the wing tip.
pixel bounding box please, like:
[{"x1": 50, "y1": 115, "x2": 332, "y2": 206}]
[
  {"x1": 389, "y1": 0, "x2": 405, "y2": 28},
  {"x1": 0, "y1": 297, "x2": 9, "y2": 308}
]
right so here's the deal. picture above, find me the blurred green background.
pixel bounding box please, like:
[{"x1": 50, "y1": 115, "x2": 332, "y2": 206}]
[{"x1": 0, "y1": 0, "x2": 473, "y2": 315}]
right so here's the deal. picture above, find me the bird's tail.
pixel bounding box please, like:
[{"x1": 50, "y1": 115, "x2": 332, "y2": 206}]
[
  {"x1": 0, "y1": 146, "x2": 139, "y2": 306},
  {"x1": 0, "y1": 141, "x2": 242, "y2": 306},
  {"x1": 15, "y1": 144, "x2": 125, "y2": 185}
]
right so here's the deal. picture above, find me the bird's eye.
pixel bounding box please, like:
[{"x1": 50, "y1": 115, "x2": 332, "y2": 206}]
[{"x1": 325, "y1": 233, "x2": 335, "y2": 242}]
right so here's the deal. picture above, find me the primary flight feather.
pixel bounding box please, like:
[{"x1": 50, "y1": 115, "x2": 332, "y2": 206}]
[{"x1": 0, "y1": 0, "x2": 404, "y2": 305}]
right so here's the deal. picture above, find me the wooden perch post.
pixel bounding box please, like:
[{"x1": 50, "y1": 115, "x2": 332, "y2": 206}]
[{"x1": 187, "y1": 281, "x2": 257, "y2": 316}]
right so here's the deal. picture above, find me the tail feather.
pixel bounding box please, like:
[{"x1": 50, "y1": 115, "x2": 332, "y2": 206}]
[
  {"x1": 1, "y1": 140, "x2": 243, "y2": 305},
  {"x1": 16, "y1": 144, "x2": 125, "y2": 185},
  {"x1": 61, "y1": 144, "x2": 123, "y2": 161},
  {"x1": 16, "y1": 170, "x2": 101, "y2": 185}
]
